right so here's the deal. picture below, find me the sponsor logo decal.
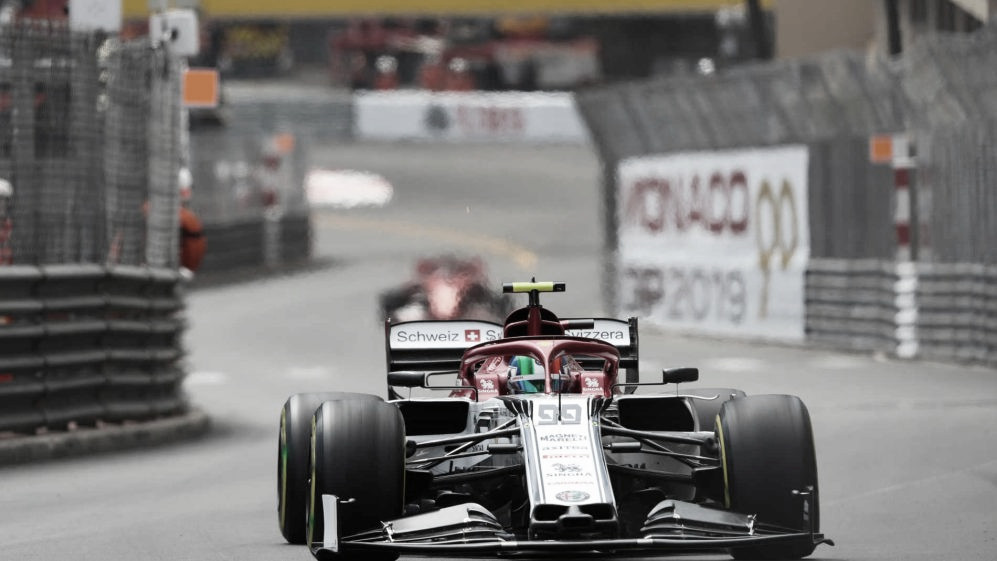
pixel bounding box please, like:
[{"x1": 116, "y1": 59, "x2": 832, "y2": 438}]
[
  {"x1": 479, "y1": 379, "x2": 495, "y2": 391},
  {"x1": 567, "y1": 329, "x2": 627, "y2": 340},
  {"x1": 542, "y1": 453, "x2": 589, "y2": 459},
  {"x1": 539, "y1": 433, "x2": 587, "y2": 442},
  {"x1": 536, "y1": 403, "x2": 583, "y2": 425},
  {"x1": 552, "y1": 463, "x2": 582, "y2": 473},
  {"x1": 584, "y1": 378, "x2": 600, "y2": 389},
  {"x1": 392, "y1": 326, "x2": 501, "y2": 346},
  {"x1": 394, "y1": 330, "x2": 460, "y2": 343},
  {"x1": 425, "y1": 104, "x2": 450, "y2": 133},
  {"x1": 555, "y1": 490, "x2": 591, "y2": 503}
]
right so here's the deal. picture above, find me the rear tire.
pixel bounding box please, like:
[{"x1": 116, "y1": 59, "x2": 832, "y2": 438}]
[
  {"x1": 307, "y1": 399, "x2": 405, "y2": 561},
  {"x1": 277, "y1": 392, "x2": 381, "y2": 544},
  {"x1": 718, "y1": 394, "x2": 819, "y2": 560}
]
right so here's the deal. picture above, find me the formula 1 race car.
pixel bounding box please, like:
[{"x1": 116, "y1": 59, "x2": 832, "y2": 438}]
[
  {"x1": 277, "y1": 281, "x2": 832, "y2": 560},
  {"x1": 379, "y1": 255, "x2": 512, "y2": 323}
]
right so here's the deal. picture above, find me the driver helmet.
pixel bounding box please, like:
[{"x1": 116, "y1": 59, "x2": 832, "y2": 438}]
[
  {"x1": 507, "y1": 355, "x2": 546, "y2": 394},
  {"x1": 507, "y1": 356, "x2": 569, "y2": 394}
]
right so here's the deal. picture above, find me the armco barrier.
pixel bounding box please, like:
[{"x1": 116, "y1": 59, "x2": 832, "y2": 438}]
[
  {"x1": 279, "y1": 213, "x2": 313, "y2": 264},
  {"x1": 196, "y1": 213, "x2": 312, "y2": 275},
  {"x1": 916, "y1": 263, "x2": 997, "y2": 366},
  {"x1": 0, "y1": 265, "x2": 186, "y2": 434},
  {"x1": 198, "y1": 219, "x2": 267, "y2": 274},
  {"x1": 805, "y1": 259, "x2": 899, "y2": 354}
]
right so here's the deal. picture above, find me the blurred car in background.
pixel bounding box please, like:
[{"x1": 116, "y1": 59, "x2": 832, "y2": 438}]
[{"x1": 379, "y1": 255, "x2": 512, "y2": 322}]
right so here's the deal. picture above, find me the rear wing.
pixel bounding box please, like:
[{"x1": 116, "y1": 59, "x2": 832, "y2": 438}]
[
  {"x1": 385, "y1": 320, "x2": 504, "y2": 374},
  {"x1": 384, "y1": 317, "x2": 639, "y2": 373}
]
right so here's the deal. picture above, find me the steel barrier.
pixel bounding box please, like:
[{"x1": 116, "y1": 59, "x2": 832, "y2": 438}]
[
  {"x1": 0, "y1": 265, "x2": 186, "y2": 434},
  {"x1": 196, "y1": 213, "x2": 312, "y2": 275},
  {"x1": 804, "y1": 259, "x2": 899, "y2": 354},
  {"x1": 916, "y1": 263, "x2": 997, "y2": 366}
]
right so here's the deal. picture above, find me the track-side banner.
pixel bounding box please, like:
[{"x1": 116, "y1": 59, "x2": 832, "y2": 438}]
[
  {"x1": 354, "y1": 91, "x2": 589, "y2": 143},
  {"x1": 616, "y1": 146, "x2": 810, "y2": 341}
]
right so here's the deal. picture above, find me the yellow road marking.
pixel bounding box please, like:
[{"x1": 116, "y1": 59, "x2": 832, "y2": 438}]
[{"x1": 316, "y1": 214, "x2": 538, "y2": 270}]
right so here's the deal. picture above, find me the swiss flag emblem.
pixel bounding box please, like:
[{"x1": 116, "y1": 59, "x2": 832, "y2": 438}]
[{"x1": 465, "y1": 329, "x2": 480, "y2": 342}]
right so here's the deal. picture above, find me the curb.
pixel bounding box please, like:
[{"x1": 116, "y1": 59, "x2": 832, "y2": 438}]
[{"x1": 0, "y1": 409, "x2": 212, "y2": 467}]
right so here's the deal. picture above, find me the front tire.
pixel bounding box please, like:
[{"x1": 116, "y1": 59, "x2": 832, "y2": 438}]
[
  {"x1": 277, "y1": 392, "x2": 381, "y2": 544},
  {"x1": 718, "y1": 394, "x2": 819, "y2": 560},
  {"x1": 307, "y1": 399, "x2": 405, "y2": 561},
  {"x1": 684, "y1": 387, "x2": 747, "y2": 432}
]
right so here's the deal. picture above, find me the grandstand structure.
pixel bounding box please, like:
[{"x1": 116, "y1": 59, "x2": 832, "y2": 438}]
[{"x1": 5, "y1": 1, "x2": 992, "y2": 87}]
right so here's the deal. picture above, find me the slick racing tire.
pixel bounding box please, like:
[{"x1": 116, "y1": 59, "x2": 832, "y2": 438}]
[
  {"x1": 307, "y1": 399, "x2": 405, "y2": 561},
  {"x1": 718, "y1": 394, "x2": 819, "y2": 560},
  {"x1": 278, "y1": 392, "x2": 382, "y2": 544},
  {"x1": 684, "y1": 388, "x2": 747, "y2": 432}
]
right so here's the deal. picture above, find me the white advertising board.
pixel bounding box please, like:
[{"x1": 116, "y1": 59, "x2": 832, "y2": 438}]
[
  {"x1": 616, "y1": 146, "x2": 810, "y2": 341},
  {"x1": 354, "y1": 91, "x2": 589, "y2": 143},
  {"x1": 69, "y1": 0, "x2": 122, "y2": 32},
  {"x1": 388, "y1": 320, "x2": 503, "y2": 350}
]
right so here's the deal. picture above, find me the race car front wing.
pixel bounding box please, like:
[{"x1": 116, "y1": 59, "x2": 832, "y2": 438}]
[{"x1": 312, "y1": 495, "x2": 834, "y2": 557}]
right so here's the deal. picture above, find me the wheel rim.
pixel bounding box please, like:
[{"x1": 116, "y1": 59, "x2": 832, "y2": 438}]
[
  {"x1": 307, "y1": 414, "x2": 318, "y2": 547},
  {"x1": 716, "y1": 413, "x2": 732, "y2": 509},
  {"x1": 278, "y1": 408, "x2": 288, "y2": 529}
]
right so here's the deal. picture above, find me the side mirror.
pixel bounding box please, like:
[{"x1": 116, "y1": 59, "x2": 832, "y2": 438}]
[
  {"x1": 387, "y1": 371, "x2": 427, "y2": 387},
  {"x1": 662, "y1": 367, "x2": 699, "y2": 385}
]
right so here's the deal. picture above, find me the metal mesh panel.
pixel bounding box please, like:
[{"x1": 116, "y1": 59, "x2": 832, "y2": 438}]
[
  {"x1": 188, "y1": 127, "x2": 311, "y2": 224},
  {"x1": 900, "y1": 25, "x2": 997, "y2": 265},
  {"x1": 1, "y1": 22, "x2": 96, "y2": 264},
  {"x1": 103, "y1": 38, "x2": 151, "y2": 267},
  {"x1": 185, "y1": 83, "x2": 332, "y2": 226},
  {"x1": 0, "y1": 22, "x2": 180, "y2": 267},
  {"x1": 919, "y1": 124, "x2": 997, "y2": 265},
  {"x1": 145, "y1": 49, "x2": 181, "y2": 269}
]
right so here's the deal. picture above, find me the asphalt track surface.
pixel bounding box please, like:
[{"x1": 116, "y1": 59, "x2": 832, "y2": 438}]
[{"x1": 2, "y1": 141, "x2": 997, "y2": 561}]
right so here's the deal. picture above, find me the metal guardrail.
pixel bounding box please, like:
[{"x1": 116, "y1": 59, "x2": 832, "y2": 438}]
[
  {"x1": 806, "y1": 260, "x2": 997, "y2": 366},
  {"x1": 0, "y1": 265, "x2": 186, "y2": 434},
  {"x1": 197, "y1": 213, "x2": 312, "y2": 275},
  {"x1": 805, "y1": 259, "x2": 899, "y2": 353},
  {"x1": 917, "y1": 263, "x2": 997, "y2": 366}
]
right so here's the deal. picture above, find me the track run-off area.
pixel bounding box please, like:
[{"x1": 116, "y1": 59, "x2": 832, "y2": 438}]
[{"x1": 1, "y1": 142, "x2": 996, "y2": 561}]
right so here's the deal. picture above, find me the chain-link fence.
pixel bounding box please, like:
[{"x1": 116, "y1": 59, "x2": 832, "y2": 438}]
[
  {"x1": 187, "y1": 127, "x2": 309, "y2": 224},
  {"x1": 579, "y1": 49, "x2": 908, "y2": 272},
  {"x1": 577, "y1": 21, "x2": 997, "y2": 365},
  {"x1": 900, "y1": 24, "x2": 997, "y2": 265},
  {"x1": 579, "y1": 22, "x2": 997, "y2": 266},
  {"x1": 186, "y1": 83, "x2": 350, "y2": 225},
  {"x1": 579, "y1": 49, "x2": 905, "y2": 160},
  {"x1": 0, "y1": 21, "x2": 181, "y2": 268},
  {"x1": 0, "y1": 22, "x2": 191, "y2": 435}
]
